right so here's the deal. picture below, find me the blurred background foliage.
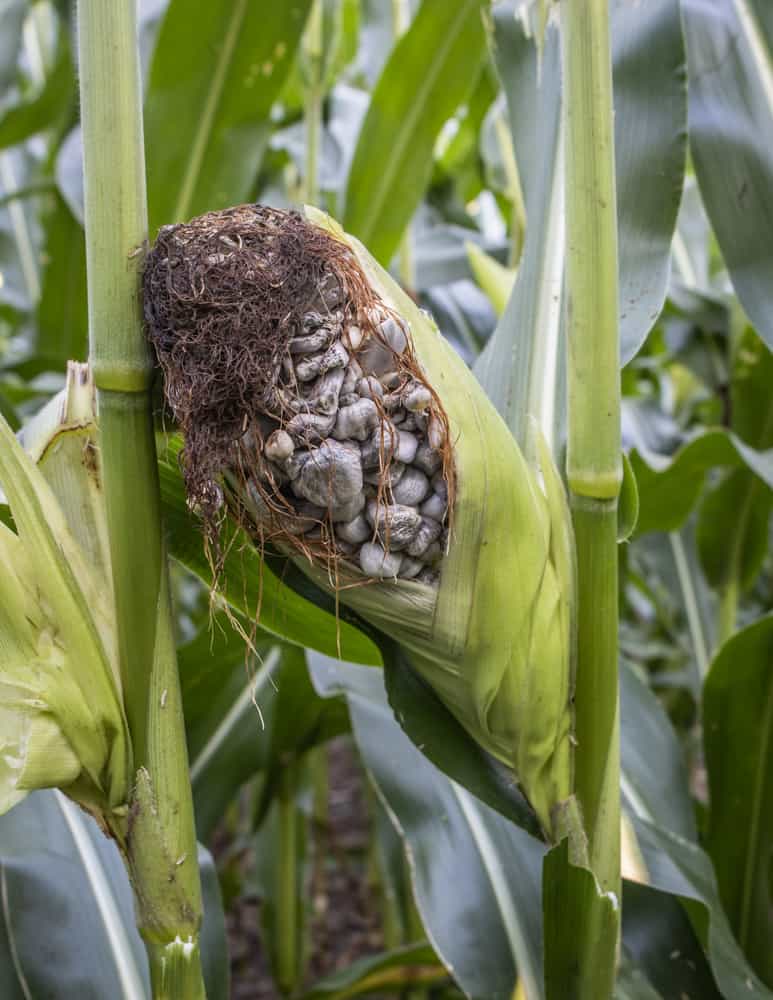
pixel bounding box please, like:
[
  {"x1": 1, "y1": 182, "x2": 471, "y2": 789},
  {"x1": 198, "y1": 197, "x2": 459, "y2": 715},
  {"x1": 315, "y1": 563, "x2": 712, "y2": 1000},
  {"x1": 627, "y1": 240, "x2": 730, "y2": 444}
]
[{"x1": 0, "y1": 0, "x2": 772, "y2": 998}]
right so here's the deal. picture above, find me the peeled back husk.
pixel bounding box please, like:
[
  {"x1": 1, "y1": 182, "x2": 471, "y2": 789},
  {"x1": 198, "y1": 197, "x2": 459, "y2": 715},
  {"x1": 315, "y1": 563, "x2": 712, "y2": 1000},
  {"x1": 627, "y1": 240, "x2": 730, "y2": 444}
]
[
  {"x1": 298, "y1": 209, "x2": 575, "y2": 834},
  {"x1": 0, "y1": 365, "x2": 131, "y2": 817}
]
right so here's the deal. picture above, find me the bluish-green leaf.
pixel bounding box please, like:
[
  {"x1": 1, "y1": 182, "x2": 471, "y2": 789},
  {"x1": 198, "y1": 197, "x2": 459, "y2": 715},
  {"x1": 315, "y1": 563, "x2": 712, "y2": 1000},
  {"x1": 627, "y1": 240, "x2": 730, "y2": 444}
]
[
  {"x1": 0, "y1": 32, "x2": 75, "y2": 152},
  {"x1": 343, "y1": 0, "x2": 488, "y2": 265},
  {"x1": 0, "y1": 0, "x2": 26, "y2": 96},
  {"x1": 630, "y1": 429, "x2": 773, "y2": 536},
  {"x1": 308, "y1": 652, "x2": 546, "y2": 1000},
  {"x1": 145, "y1": 0, "x2": 313, "y2": 230},
  {"x1": 34, "y1": 190, "x2": 87, "y2": 365},
  {"x1": 704, "y1": 614, "x2": 773, "y2": 987},
  {"x1": 682, "y1": 0, "x2": 773, "y2": 351},
  {"x1": 0, "y1": 791, "x2": 229, "y2": 1000},
  {"x1": 476, "y1": 0, "x2": 686, "y2": 445},
  {"x1": 631, "y1": 816, "x2": 773, "y2": 999}
]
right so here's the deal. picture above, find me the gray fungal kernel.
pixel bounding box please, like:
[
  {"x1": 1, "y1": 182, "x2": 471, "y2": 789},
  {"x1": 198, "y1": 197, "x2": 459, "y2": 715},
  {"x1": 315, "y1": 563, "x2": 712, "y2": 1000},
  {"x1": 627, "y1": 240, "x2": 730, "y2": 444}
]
[
  {"x1": 345, "y1": 324, "x2": 364, "y2": 350},
  {"x1": 264, "y1": 429, "x2": 294, "y2": 462},
  {"x1": 289, "y1": 326, "x2": 332, "y2": 355},
  {"x1": 340, "y1": 358, "x2": 362, "y2": 397},
  {"x1": 295, "y1": 341, "x2": 349, "y2": 382},
  {"x1": 356, "y1": 375, "x2": 384, "y2": 400},
  {"x1": 428, "y1": 413, "x2": 445, "y2": 450},
  {"x1": 432, "y1": 473, "x2": 448, "y2": 501},
  {"x1": 420, "y1": 491, "x2": 447, "y2": 522},
  {"x1": 380, "y1": 371, "x2": 402, "y2": 391},
  {"x1": 403, "y1": 382, "x2": 432, "y2": 412},
  {"x1": 406, "y1": 516, "x2": 442, "y2": 558},
  {"x1": 302, "y1": 311, "x2": 325, "y2": 332},
  {"x1": 359, "y1": 542, "x2": 403, "y2": 579},
  {"x1": 330, "y1": 491, "x2": 366, "y2": 523},
  {"x1": 366, "y1": 501, "x2": 422, "y2": 550},
  {"x1": 332, "y1": 397, "x2": 380, "y2": 441},
  {"x1": 414, "y1": 441, "x2": 442, "y2": 475},
  {"x1": 380, "y1": 317, "x2": 408, "y2": 354},
  {"x1": 398, "y1": 556, "x2": 424, "y2": 579},
  {"x1": 294, "y1": 439, "x2": 363, "y2": 508},
  {"x1": 335, "y1": 513, "x2": 371, "y2": 544},
  {"x1": 309, "y1": 367, "x2": 346, "y2": 415},
  {"x1": 283, "y1": 448, "x2": 313, "y2": 480},
  {"x1": 390, "y1": 466, "x2": 430, "y2": 506},
  {"x1": 363, "y1": 461, "x2": 405, "y2": 487},
  {"x1": 360, "y1": 422, "x2": 399, "y2": 468},
  {"x1": 286, "y1": 411, "x2": 336, "y2": 443},
  {"x1": 395, "y1": 431, "x2": 418, "y2": 464}
]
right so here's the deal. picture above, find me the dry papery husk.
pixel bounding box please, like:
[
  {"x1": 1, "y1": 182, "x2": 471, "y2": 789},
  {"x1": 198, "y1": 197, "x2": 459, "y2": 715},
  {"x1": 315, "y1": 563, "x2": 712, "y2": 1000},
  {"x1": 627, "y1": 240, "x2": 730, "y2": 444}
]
[{"x1": 144, "y1": 204, "x2": 454, "y2": 599}]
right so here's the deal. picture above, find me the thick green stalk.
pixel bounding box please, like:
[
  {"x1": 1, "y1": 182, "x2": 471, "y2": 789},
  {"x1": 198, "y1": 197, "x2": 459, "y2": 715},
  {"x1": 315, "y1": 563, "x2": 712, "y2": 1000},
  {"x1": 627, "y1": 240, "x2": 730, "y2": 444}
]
[
  {"x1": 561, "y1": 0, "x2": 622, "y2": 993},
  {"x1": 303, "y1": 0, "x2": 323, "y2": 206},
  {"x1": 77, "y1": 2, "x2": 205, "y2": 996}
]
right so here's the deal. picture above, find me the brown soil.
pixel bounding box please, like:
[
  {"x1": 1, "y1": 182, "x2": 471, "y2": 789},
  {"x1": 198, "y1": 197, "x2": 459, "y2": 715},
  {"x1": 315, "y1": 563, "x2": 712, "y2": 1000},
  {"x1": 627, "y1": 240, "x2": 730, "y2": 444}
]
[{"x1": 224, "y1": 738, "x2": 385, "y2": 999}]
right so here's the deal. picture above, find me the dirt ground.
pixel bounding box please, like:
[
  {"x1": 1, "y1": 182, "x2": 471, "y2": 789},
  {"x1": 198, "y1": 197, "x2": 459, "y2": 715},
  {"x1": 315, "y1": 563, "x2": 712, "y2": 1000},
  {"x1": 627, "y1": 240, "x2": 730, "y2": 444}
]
[{"x1": 225, "y1": 738, "x2": 385, "y2": 999}]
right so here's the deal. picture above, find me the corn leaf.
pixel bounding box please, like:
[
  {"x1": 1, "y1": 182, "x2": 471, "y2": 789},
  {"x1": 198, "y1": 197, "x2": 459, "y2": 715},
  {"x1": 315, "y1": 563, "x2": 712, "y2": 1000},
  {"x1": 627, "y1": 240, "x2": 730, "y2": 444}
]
[
  {"x1": 0, "y1": 790, "x2": 229, "y2": 1000},
  {"x1": 703, "y1": 614, "x2": 773, "y2": 987},
  {"x1": 477, "y1": 0, "x2": 686, "y2": 446},
  {"x1": 145, "y1": 0, "x2": 313, "y2": 230},
  {"x1": 297, "y1": 942, "x2": 444, "y2": 999},
  {"x1": 682, "y1": 0, "x2": 773, "y2": 350},
  {"x1": 308, "y1": 652, "x2": 547, "y2": 1000},
  {"x1": 630, "y1": 430, "x2": 773, "y2": 536},
  {"x1": 343, "y1": 0, "x2": 488, "y2": 264},
  {"x1": 0, "y1": 32, "x2": 75, "y2": 151}
]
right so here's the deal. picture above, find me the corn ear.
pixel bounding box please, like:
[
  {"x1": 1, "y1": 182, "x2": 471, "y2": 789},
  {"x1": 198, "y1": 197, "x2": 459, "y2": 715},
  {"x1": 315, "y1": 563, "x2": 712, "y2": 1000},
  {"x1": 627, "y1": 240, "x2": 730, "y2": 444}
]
[{"x1": 299, "y1": 209, "x2": 575, "y2": 833}]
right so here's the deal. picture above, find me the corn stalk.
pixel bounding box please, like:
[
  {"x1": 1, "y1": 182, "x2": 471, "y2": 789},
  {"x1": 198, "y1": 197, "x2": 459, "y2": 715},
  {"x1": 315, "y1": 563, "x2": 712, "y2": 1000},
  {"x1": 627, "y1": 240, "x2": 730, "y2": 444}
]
[
  {"x1": 561, "y1": 0, "x2": 622, "y2": 991},
  {"x1": 77, "y1": 1, "x2": 205, "y2": 996}
]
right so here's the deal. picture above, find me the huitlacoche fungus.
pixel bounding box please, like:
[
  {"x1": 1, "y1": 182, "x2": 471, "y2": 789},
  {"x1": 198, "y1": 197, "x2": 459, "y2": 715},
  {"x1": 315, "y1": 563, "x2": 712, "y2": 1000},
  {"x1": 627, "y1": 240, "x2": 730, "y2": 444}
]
[{"x1": 143, "y1": 204, "x2": 450, "y2": 588}]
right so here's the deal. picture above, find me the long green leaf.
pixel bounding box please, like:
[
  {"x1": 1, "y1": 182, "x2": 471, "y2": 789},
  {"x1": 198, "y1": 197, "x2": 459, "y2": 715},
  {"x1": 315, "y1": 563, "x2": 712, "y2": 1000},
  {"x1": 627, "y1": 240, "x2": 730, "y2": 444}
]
[
  {"x1": 308, "y1": 653, "x2": 546, "y2": 1000},
  {"x1": 682, "y1": 0, "x2": 773, "y2": 350},
  {"x1": 145, "y1": 0, "x2": 313, "y2": 230},
  {"x1": 0, "y1": 33, "x2": 75, "y2": 151},
  {"x1": 343, "y1": 0, "x2": 488, "y2": 264},
  {"x1": 704, "y1": 614, "x2": 773, "y2": 987},
  {"x1": 476, "y1": 0, "x2": 686, "y2": 444},
  {"x1": 34, "y1": 191, "x2": 87, "y2": 366},
  {"x1": 630, "y1": 429, "x2": 773, "y2": 536},
  {"x1": 0, "y1": 791, "x2": 229, "y2": 1000},
  {"x1": 631, "y1": 817, "x2": 773, "y2": 999}
]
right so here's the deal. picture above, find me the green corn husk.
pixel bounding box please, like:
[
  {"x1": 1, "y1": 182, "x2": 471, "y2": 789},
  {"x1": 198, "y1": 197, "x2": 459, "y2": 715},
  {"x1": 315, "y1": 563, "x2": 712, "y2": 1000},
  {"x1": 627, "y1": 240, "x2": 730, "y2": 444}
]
[
  {"x1": 295, "y1": 209, "x2": 575, "y2": 834},
  {"x1": 0, "y1": 365, "x2": 131, "y2": 818}
]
